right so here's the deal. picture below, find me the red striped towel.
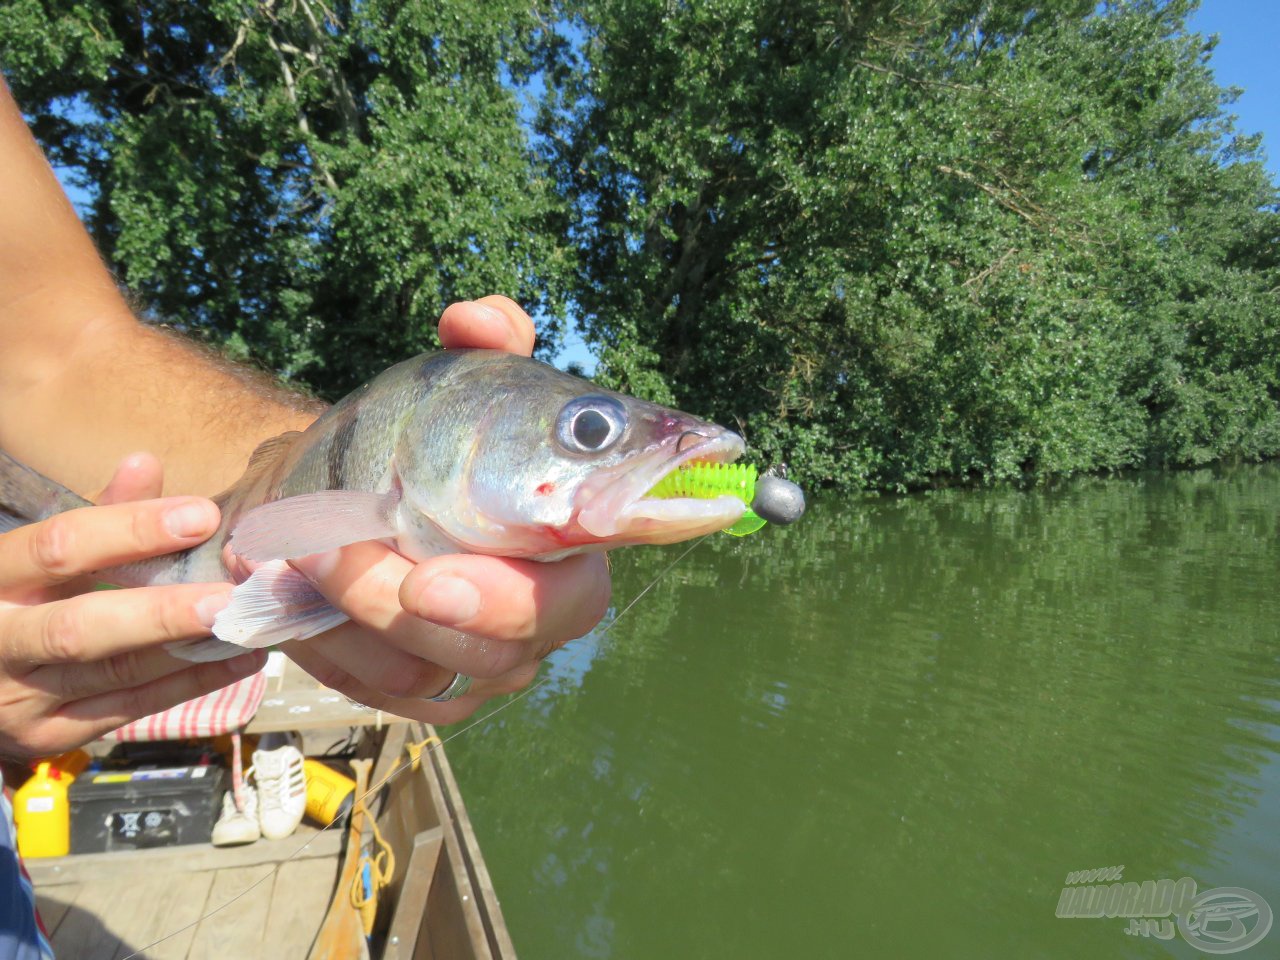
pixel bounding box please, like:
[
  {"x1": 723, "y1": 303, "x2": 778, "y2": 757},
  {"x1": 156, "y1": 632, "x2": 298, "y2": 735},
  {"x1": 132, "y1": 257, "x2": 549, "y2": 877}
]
[{"x1": 106, "y1": 669, "x2": 268, "y2": 741}]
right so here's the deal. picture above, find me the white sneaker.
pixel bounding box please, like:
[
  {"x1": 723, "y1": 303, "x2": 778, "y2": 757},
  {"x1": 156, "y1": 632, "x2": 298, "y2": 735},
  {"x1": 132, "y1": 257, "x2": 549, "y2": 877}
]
[
  {"x1": 211, "y1": 785, "x2": 260, "y2": 846},
  {"x1": 252, "y1": 740, "x2": 307, "y2": 840}
]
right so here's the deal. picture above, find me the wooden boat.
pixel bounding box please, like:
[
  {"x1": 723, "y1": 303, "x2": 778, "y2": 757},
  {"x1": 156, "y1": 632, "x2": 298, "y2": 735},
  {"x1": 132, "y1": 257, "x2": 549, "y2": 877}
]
[{"x1": 26, "y1": 673, "x2": 517, "y2": 959}]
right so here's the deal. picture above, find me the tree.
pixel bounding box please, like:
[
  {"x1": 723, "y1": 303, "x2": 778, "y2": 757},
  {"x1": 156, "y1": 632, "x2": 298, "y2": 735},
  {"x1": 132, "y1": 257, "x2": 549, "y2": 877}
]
[
  {"x1": 1, "y1": 0, "x2": 570, "y2": 396},
  {"x1": 4, "y1": 0, "x2": 1277, "y2": 491},
  {"x1": 546, "y1": 0, "x2": 1280, "y2": 490}
]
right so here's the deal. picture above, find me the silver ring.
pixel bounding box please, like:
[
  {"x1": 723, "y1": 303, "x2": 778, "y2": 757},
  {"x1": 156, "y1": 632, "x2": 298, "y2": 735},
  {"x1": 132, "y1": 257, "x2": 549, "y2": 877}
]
[{"x1": 427, "y1": 672, "x2": 473, "y2": 702}]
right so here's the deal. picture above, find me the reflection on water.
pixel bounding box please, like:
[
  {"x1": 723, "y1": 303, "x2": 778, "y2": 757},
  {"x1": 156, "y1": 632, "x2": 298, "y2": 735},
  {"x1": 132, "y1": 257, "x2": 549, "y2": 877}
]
[{"x1": 446, "y1": 465, "x2": 1280, "y2": 959}]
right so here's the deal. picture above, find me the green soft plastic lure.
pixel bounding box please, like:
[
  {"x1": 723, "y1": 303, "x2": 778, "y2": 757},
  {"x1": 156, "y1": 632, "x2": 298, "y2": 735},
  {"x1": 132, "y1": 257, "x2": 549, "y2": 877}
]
[{"x1": 646, "y1": 462, "x2": 770, "y2": 536}]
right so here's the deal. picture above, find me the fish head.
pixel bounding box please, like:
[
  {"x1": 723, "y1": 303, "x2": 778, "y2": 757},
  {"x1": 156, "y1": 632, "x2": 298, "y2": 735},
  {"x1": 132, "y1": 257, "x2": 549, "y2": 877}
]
[{"x1": 394, "y1": 352, "x2": 746, "y2": 558}]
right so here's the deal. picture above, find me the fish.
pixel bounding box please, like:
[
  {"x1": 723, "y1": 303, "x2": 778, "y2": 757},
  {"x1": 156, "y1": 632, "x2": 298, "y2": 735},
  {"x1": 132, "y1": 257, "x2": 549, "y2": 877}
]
[{"x1": 0, "y1": 349, "x2": 751, "y2": 662}]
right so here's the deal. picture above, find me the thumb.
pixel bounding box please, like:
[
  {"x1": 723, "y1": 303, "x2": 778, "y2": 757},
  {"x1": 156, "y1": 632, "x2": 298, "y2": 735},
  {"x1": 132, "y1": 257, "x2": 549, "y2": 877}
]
[{"x1": 95, "y1": 453, "x2": 165, "y2": 505}]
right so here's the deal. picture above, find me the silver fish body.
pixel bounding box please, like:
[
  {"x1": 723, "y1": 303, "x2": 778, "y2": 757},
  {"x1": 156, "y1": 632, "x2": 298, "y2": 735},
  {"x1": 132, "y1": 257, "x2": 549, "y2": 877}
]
[{"x1": 0, "y1": 350, "x2": 749, "y2": 660}]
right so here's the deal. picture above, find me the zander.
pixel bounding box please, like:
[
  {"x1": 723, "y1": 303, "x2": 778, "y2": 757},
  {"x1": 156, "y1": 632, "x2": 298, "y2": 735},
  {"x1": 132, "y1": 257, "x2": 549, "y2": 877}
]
[{"x1": 0, "y1": 349, "x2": 760, "y2": 662}]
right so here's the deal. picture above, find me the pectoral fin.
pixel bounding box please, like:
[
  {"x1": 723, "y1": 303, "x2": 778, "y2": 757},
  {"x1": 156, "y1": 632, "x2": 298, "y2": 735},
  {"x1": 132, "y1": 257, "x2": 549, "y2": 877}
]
[{"x1": 229, "y1": 490, "x2": 399, "y2": 562}]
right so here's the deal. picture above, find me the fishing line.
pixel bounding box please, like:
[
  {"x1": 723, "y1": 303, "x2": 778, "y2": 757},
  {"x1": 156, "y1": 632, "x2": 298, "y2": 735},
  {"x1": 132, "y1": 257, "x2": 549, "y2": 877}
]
[{"x1": 121, "y1": 535, "x2": 711, "y2": 958}]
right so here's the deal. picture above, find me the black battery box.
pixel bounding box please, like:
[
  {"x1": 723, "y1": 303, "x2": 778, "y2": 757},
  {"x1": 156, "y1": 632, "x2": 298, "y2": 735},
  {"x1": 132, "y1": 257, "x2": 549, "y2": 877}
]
[{"x1": 68, "y1": 763, "x2": 227, "y2": 853}]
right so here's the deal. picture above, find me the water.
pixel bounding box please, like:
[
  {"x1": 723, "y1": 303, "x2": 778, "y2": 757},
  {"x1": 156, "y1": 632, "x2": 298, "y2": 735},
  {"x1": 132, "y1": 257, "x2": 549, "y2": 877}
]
[{"x1": 445, "y1": 465, "x2": 1280, "y2": 958}]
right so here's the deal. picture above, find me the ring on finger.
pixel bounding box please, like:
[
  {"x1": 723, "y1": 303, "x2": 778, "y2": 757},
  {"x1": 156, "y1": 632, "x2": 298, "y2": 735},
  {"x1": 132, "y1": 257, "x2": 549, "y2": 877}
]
[{"x1": 426, "y1": 672, "x2": 473, "y2": 703}]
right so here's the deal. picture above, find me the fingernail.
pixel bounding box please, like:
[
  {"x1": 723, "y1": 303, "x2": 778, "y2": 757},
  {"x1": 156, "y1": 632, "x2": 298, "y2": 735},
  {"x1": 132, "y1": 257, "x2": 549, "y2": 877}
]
[
  {"x1": 195, "y1": 594, "x2": 231, "y2": 630},
  {"x1": 291, "y1": 549, "x2": 342, "y2": 582},
  {"x1": 475, "y1": 303, "x2": 509, "y2": 332},
  {"x1": 413, "y1": 575, "x2": 481, "y2": 626},
  {"x1": 166, "y1": 501, "x2": 216, "y2": 538}
]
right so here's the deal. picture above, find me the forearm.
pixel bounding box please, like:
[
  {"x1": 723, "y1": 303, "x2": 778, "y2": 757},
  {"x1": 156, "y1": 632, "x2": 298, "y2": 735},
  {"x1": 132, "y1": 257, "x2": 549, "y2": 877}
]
[
  {"x1": 2, "y1": 317, "x2": 323, "y2": 496},
  {"x1": 0, "y1": 78, "x2": 322, "y2": 496}
]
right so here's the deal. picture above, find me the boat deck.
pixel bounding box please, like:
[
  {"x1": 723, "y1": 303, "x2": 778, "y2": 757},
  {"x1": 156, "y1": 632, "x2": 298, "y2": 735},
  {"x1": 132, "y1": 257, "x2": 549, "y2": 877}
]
[
  {"x1": 33, "y1": 825, "x2": 341, "y2": 959},
  {"x1": 25, "y1": 661, "x2": 515, "y2": 959}
]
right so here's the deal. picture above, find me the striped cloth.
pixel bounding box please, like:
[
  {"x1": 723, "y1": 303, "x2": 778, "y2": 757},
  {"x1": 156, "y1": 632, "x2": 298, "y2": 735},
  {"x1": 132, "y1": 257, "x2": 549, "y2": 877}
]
[{"x1": 106, "y1": 669, "x2": 268, "y2": 741}]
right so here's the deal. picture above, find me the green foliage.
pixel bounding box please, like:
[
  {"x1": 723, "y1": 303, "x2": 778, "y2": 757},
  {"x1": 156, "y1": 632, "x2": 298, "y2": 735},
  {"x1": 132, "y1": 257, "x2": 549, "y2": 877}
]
[
  {"x1": 3, "y1": 1, "x2": 1278, "y2": 490},
  {"x1": 1, "y1": 0, "x2": 570, "y2": 396},
  {"x1": 546, "y1": 0, "x2": 1280, "y2": 490}
]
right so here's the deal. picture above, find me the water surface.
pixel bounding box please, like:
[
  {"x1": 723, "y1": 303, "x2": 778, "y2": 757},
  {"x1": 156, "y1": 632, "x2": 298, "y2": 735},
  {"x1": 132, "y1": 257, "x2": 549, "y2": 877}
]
[{"x1": 446, "y1": 465, "x2": 1280, "y2": 958}]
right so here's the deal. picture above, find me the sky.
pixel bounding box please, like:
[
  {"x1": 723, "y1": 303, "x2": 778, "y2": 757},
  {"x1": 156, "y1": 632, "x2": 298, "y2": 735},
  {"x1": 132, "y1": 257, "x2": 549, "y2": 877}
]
[{"x1": 1186, "y1": 0, "x2": 1279, "y2": 178}]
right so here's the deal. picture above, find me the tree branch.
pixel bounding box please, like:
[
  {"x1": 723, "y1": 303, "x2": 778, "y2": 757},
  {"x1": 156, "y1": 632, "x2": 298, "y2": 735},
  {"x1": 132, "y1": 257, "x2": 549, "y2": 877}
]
[
  {"x1": 295, "y1": 0, "x2": 363, "y2": 143},
  {"x1": 264, "y1": 30, "x2": 340, "y2": 194}
]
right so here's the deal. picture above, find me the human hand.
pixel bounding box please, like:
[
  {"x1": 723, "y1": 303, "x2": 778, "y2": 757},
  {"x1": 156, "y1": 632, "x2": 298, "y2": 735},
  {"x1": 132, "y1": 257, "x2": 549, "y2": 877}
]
[
  {"x1": 278, "y1": 296, "x2": 613, "y2": 721},
  {"x1": 0, "y1": 456, "x2": 264, "y2": 758}
]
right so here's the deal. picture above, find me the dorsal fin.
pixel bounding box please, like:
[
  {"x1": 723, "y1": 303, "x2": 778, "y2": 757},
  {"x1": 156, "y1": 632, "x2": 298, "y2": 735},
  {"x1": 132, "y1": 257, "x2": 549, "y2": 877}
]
[
  {"x1": 244, "y1": 432, "x2": 303, "y2": 475},
  {"x1": 212, "y1": 432, "x2": 302, "y2": 509}
]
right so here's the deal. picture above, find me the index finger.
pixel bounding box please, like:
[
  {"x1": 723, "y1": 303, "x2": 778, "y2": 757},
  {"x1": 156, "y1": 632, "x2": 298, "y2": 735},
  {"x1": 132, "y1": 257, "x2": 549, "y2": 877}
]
[
  {"x1": 0, "y1": 497, "x2": 220, "y2": 588},
  {"x1": 290, "y1": 541, "x2": 611, "y2": 661},
  {"x1": 400, "y1": 552, "x2": 612, "y2": 653}
]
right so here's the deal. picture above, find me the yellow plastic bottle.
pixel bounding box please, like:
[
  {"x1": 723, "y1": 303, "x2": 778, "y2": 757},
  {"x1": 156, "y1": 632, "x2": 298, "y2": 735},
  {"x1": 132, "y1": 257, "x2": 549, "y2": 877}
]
[{"x1": 13, "y1": 762, "x2": 70, "y2": 858}]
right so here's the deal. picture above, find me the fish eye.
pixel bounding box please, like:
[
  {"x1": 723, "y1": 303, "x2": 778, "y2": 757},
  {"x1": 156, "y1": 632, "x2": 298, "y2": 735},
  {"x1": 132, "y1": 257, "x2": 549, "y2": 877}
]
[{"x1": 557, "y1": 396, "x2": 627, "y2": 454}]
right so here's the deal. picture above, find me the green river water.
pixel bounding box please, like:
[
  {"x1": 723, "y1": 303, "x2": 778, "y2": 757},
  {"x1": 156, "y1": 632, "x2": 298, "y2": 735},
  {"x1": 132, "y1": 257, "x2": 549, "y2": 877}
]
[{"x1": 446, "y1": 464, "x2": 1280, "y2": 959}]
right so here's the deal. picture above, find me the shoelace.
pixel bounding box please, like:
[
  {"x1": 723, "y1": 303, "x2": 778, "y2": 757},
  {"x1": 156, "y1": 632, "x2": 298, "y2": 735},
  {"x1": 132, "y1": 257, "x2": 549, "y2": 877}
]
[{"x1": 255, "y1": 754, "x2": 305, "y2": 813}]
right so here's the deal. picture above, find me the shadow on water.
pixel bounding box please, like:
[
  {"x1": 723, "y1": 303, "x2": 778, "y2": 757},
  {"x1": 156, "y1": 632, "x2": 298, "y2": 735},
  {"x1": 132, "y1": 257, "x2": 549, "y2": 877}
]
[{"x1": 447, "y1": 464, "x2": 1280, "y2": 959}]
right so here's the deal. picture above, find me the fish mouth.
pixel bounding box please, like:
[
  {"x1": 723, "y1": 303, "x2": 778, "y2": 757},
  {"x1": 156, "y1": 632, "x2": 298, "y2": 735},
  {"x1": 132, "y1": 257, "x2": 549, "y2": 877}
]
[{"x1": 575, "y1": 431, "x2": 747, "y2": 543}]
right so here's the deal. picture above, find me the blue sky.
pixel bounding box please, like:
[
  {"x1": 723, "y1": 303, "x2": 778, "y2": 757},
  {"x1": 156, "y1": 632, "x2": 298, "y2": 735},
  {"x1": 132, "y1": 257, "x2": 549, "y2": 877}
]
[{"x1": 1187, "y1": 1, "x2": 1279, "y2": 178}]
